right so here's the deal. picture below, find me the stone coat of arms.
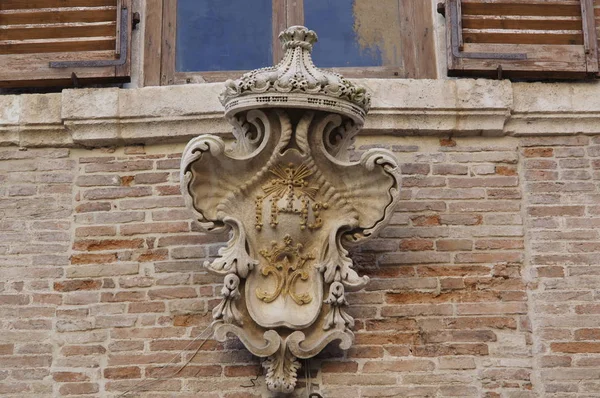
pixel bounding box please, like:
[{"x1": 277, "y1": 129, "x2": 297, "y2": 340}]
[{"x1": 180, "y1": 26, "x2": 401, "y2": 393}]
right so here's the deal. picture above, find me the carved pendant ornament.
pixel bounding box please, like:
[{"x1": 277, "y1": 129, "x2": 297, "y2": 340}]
[{"x1": 181, "y1": 26, "x2": 401, "y2": 393}]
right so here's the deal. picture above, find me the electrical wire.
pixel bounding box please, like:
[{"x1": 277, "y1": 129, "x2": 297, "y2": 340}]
[{"x1": 118, "y1": 322, "x2": 214, "y2": 397}]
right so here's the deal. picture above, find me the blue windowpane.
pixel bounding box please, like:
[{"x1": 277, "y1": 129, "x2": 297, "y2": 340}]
[
  {"x1": 176, "y1": 0, "x2": 273, "y2": 72},
  {"x1": 304, "y1": 0, "x2": 383, "y2": 68}
]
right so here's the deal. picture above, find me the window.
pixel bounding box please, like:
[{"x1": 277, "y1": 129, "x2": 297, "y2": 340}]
[
  {"x1": 443, "y1": 0, "x2": 599, "y2": 79},
  {"x1": 0, "y1": 0, "x2": 132, "y2": 88},
  {"x1": 144, "y1": 0, "x2": 438, "y2": 86}
]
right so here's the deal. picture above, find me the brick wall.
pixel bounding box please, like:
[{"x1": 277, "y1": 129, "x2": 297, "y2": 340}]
[{"x1": 0, "y1": 135, "x2": 597, "y2": 397}]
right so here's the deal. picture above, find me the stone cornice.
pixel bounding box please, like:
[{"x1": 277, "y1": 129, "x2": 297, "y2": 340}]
[{"x1": 1, "y1": 79, "x2": 599, "y2": 148}]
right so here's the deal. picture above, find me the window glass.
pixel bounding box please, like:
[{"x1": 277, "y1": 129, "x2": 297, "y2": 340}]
[
  {"x1": 176, "y1": 0, "x2": 273, "y2": 72},
  {"x1": 304, "y1": 0, "x2": 386, "y2": 68}
]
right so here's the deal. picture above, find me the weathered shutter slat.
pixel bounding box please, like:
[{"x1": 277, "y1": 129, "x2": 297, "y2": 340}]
[
  {"x1": 1, "y1": 38, "x2": 116, "y2": 55},
  {"x1": 0, "y1": 0, "x2": 130, "y2": 88},
  {"x1": 0, "y1": 23, "x2": 116, "y2": 41},
  {"x1": 446, "y1": 0, "x2": 598, "y2": 79},
  {"x1": 0, "y1": 8, "x2": 117, "y2": 25},
  {"x1": 0, "y1": 0, "x2": 116, "y2": 11}
]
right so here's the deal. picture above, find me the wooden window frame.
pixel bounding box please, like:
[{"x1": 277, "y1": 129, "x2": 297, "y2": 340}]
[{"x1": 143, "y1": 0, "x2": 437, "y2": 86}]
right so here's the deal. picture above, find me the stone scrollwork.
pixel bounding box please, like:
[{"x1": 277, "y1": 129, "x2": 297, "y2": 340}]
[{"x1": 181, "y1": 26, "x2": 401, "y2": 393}]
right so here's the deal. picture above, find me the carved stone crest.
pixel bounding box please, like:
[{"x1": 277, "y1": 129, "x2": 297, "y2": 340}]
[{"x1": 181, "y1": 26, "x2": 401, "y2": 393}]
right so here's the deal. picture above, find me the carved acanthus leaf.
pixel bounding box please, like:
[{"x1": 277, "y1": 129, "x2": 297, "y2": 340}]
[
  {"x1": 319, "y1": 222, "x2": 369, "y2": 291},
  {"x1": 262, "y1": 343, "x2": 301, "y2": 394},
  {"x1": 324, "y1": 281, "x2": 354, "y2": 330},
  {"x1": 212, "y1": 274, "x2": 243, "y2": 326},
  {"x1": 203, "y1": 217, "x2": 258, "y2": 279}
]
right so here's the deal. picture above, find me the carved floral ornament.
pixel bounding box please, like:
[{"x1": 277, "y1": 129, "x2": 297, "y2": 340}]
[{"x1": 180, "y1": 26, "x2": 401, "y2": 393}]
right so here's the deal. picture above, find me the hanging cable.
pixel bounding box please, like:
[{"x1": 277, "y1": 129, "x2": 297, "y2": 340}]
[{"x1": 118, "y1": 322, "x2": 214, "y2": 397}]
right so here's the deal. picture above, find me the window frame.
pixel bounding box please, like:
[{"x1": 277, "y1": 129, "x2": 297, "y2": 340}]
[{"x1": 143, "y1": 0, "x2": 437, "y2": 86}]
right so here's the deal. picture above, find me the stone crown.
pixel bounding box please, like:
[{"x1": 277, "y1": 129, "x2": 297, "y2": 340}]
[{"x1": 219, "y1": 26, "x2": 371, "y2": 124}]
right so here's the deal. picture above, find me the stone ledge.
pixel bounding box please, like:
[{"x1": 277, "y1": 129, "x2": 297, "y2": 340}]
[{"x1": 1, "y1": 79, "x2": 599, "y2": 148}]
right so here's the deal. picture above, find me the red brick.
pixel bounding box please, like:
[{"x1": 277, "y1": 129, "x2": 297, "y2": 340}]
[
  {"x1": 58, "y1": 382, "x2": 99, "y2": 395},
  {"x1": 321, "y1": 361, "x2": 359, "y2": 373},
  {"x1": 432, "y1": 164, "x2": 468, "y2": 175},
  {"x1": 61, "y1": 345, "x2": 106, "y2": 356},
  {"x1": 521, "y1": 136, "x2": 589, "y2": 146},
  {"x1": 528, "y1": 206, "x2": 585, "y2": 217},
  {"x1": 54, "y1": 279, "x2": 102, "y2": 292},
  {"x1": 83, "y1": 186, "x2": 152, "y2": 200},
  {"x1": 413, "y1": 343, "x2": 489, "y2": 356},
  {"x1": 575, "y1": 329, "x2": 600, "y2": 340},
  {"x1": 74, "y1": 226, "x2": 116, "y2": 237},
  {"x1": 52, "y1": 372, "x2": 89, "y2": 382},
  {"x1": 135, "y1": 249, "x2": 168, "y2": 262},
  {"x1": 440, "y1": 214, "x2": 482, "y2": 226},
  {"x1": 73, "y1": 239, "x2": 144, "y2": 251},
  {"x1": 423, "y1": 330, "x2": 496, "y2": 343},
  {"x1": 148, "y1": 287, "x2": 197, "y2": 299},
  {"x1": 0, "y1": 344, "x2": 13, "y2": 355},
  {"x1": 386, "y1": 291, "x2": 499, "y2": 304},
  {"x1": 120, "y1": 176, "x2": 134, "y2": 186},
  {"x1": 436, "y1": 239, "x2": 472, "y2": 251},
  {"x1": 440, "y1": 138, "x2": 456, "y2": 147},
  {"x1": 495, "y1": 166, "x2": 518, "y2": 176},
  {"x1": 224, "y1": 365, "x2": 261, "y2": 377},
  {"x1": 448, "y1": 177, "x2": 518, "y2": 188},
  {"x1": 173, "y1": 314, "x2": 211, "y2": 327},
  {"x1": 347, "y1": 346, "x2": 384, "y2": 358},
  {"x1": 0, "y1": 355, "x2": 52, "y2": 368},
  {"x1": 149, "y1": 339, "x2": 220, "y2": 351},
  {"x1": 399, "y1": 238, "x2": 434, "y2": 251},
  {"x1": 128, "y1": 301, "x2": 165, "y2": 313},
  {"x1": 524, "y1": 148, "x2": 553, "y2": 158},
  {"x1": 134, "y1": 172, "x2": 169, "y2": 184},
  {"x1": 416, "y1": 188, "x2": 486, "y2": 199},
  {"x1": 540, "y1": 355, "x2": 571, "y2": 368},
  {"x1": 401, "y1": 163, "x2": 430, "y2": 175},
  {"x1": 104, "y1": 366, "x2": 141, "y2": 380},
  {"x1": 76, "y1": 175, "x2": 121, "y2": 187},
  {"x1": 551, "y1": 342, "x2": 600, "y2": 353},
  {"x1": 85, "y1": 160, "x2": 153, "y2": 173},
  {"x1": 224, "y1": 393, "x2": 261, "y2": 398},
  {"x1": 363, "y1": 359, "x2": 434, "y2": 373},
  {"x1": 0, "y1": 295, "x2": 30, "y2": 305},
  {"x1": 146, "y1": 365, "x2": 221, "y2": 378},
  {"x1": 354, "y1": 332, "x2": 419, "y2": 345},
  {"x1": 70, "y1": 253, "x2": 117, "y2": 265},
  {"x1": 411, "y1": 215, "x2": 440, "y2": 226},
  {"x1": 525, "y1": 170, "x2": 558, "y2": 181},
  {"x1": 474, "y1": 239, "x2": 524, "y2": 250},
  {"x1": 120, "y1": 222, "x2": 189, "y2": 236},
  {"x1": 156, "y1": 185, "x2": 181, "y2": 195},
  {"x1": 101, "y1": 291, "x2": 146, "y2": 302},
  {"x1": 535, "y1": 266, "x2": 564, "y2": 278},
  {"x1": 525, "y1": 159, "x2": 557, "y2": 169},
  {"x1": 455, "y1": 252, "x2": 522, "y2": 264},
  {"x1": 365, "y1": 319, "x2": 417, "y2": 331}
]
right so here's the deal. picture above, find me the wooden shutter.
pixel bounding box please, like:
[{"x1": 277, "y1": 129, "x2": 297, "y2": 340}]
[
  {"x1": 0, "y1": 0, "x2": 131, "y2": 88},
  {"x1": 445, "y1": 0, "x2": 599, "y2": 79}
]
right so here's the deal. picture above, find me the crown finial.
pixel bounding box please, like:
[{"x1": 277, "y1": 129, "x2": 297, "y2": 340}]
[
  {"x1": 279, "y1": 25, "x2": 318, "y2": 52},
  {"x1": 220, "y1": 26, "x2": 371, "y2": 124}
]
